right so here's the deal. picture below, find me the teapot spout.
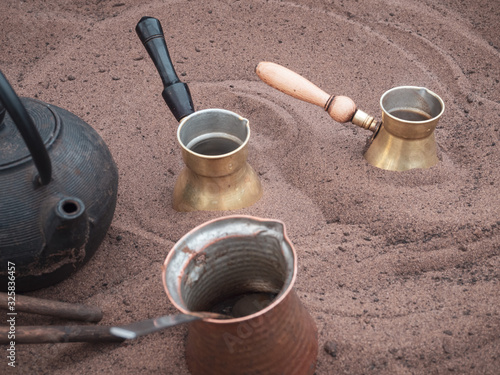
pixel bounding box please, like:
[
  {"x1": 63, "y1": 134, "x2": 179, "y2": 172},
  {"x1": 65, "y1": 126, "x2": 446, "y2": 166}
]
[{"x1": 44, "y1": 197, "x2": 89, "y2": 260}]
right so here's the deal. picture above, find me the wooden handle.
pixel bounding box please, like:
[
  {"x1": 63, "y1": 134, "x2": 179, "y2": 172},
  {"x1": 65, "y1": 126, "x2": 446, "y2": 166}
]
[
  {"x1": 0, "y1": 325, "x2": 123, "y2": 344},
  {"x1": 255, "y1": 61, "x2": 357, "y2": 123},
  {"x1": 0, "y1": 292, "x2": 103, "y2": 322}
]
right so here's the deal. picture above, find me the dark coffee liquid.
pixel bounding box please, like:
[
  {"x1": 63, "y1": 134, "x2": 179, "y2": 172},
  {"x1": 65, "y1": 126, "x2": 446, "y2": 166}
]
[
  {"x1": 210, "y1": 292, "x2": 277, "y2": 318},
  {"x1": 390, "y1": 109, "x2": 432, "y2": 122},
  {"x1": 190, "y1": 137, "x2": 241, "y2": 156}
]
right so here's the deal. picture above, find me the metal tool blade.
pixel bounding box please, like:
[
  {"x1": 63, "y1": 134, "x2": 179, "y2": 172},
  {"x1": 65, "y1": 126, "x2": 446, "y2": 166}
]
[{"x1": 110, "y1": 314, "x2": 201, "y2": 339}]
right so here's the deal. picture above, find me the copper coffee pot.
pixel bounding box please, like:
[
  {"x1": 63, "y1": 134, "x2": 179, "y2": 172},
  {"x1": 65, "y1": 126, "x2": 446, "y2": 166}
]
[
  {"x1": 256, "y1": 62, "x2": 445, "y2": 171},
  {"x1": 162, "y1": 215, "x2": 318, "y2": 375}
]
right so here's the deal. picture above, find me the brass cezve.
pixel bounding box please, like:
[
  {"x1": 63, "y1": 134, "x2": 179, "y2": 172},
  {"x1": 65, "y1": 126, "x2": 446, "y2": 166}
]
[{"x1": 256, "y1": 62, "x2": 445, "y2": 171}]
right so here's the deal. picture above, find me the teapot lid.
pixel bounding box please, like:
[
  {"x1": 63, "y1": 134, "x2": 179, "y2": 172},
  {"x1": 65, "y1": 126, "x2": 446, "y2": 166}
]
[{"x1": 0, "y1": 98, "x2": 60, "y2": 170}]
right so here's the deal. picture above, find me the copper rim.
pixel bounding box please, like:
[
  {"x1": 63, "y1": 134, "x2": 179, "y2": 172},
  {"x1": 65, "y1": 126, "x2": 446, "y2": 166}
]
[{"x1": 161, "y1": 215, "x2": 297, "y2": 323}]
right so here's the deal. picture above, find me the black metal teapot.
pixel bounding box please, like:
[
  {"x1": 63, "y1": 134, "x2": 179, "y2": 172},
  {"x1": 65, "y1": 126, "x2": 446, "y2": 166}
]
[{"x1": 0, "y1": 70, "x2": 118, "y2": 292}]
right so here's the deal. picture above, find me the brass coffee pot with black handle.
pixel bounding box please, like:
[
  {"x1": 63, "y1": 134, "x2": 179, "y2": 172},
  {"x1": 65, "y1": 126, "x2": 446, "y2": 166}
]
[{"x1": 136, "y1": 17, "x2": 262, "y2": 211}]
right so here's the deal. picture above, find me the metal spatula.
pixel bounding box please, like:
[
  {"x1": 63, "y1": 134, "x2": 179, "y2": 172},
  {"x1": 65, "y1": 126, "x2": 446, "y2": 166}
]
[{"x1": 110, "y1": 312, "x2": 228, "y2": 340}]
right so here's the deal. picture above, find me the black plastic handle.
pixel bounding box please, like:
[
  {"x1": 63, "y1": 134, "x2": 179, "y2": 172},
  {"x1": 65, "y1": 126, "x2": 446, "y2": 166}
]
[
  {"x1": 0, "y1": 70, "x2": 52, "y2": 185},
  {"x1": 136, "y1": 16, "x2": 195, "y2": 122}
]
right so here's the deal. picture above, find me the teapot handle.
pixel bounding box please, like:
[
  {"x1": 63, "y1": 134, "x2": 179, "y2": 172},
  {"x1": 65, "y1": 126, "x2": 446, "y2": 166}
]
[
  {"x1": 0, "y1": 70, "x2": 52, "y2": 185},
  {"x1": 135, "y1": 16, "x2": 195, "y2": 122},
  {"x1": 0, "y1": 101, "x2": 5, "y2": 124}
]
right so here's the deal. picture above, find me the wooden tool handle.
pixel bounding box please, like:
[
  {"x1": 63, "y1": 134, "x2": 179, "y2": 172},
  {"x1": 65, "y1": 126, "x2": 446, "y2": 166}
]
[
  {"x1": 0, "y1": 292, "x2": 103, "y2": 322},
  {"x1": 255, "y1": 61, "x2": 357, "y2": 123},
  {"x1": 0, "y1": 325, "x2": 123, "y2": 344}
]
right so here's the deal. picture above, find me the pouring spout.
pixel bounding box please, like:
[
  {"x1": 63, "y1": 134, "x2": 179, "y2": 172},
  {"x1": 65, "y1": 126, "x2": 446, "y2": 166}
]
[{"x1": 44, "y1": 197, "x2": 89, "y2": 257}]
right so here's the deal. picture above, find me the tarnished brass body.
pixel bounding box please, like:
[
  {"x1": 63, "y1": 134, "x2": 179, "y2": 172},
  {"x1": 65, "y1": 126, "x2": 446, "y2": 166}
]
[
  {"x1": 364, "y1": 86, "x2": 445, "y2": 171},
  {"x1": 172, "y1": 109, "x2": 262, "y2": 211},
  {"x1": 162, "y1": 216, "x2": 318, "y2": 375}
]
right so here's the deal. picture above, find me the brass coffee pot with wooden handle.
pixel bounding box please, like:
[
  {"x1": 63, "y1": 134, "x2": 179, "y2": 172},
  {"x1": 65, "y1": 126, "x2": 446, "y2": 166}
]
[{"x1": 256, "y1": 62, "x2": 445, "y2": 171}]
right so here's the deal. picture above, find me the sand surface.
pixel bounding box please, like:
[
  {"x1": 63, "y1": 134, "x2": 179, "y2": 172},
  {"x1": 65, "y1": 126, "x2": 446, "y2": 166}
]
[{"x1": 1, "y1": 0, "x2": 499, "y2": 374}]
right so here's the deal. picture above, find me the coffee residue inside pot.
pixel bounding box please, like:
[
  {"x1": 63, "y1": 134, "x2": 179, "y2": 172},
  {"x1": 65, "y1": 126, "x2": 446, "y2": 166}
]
[{"x1": 209, "y1": 292, "x2": 277, "y2": 318}]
